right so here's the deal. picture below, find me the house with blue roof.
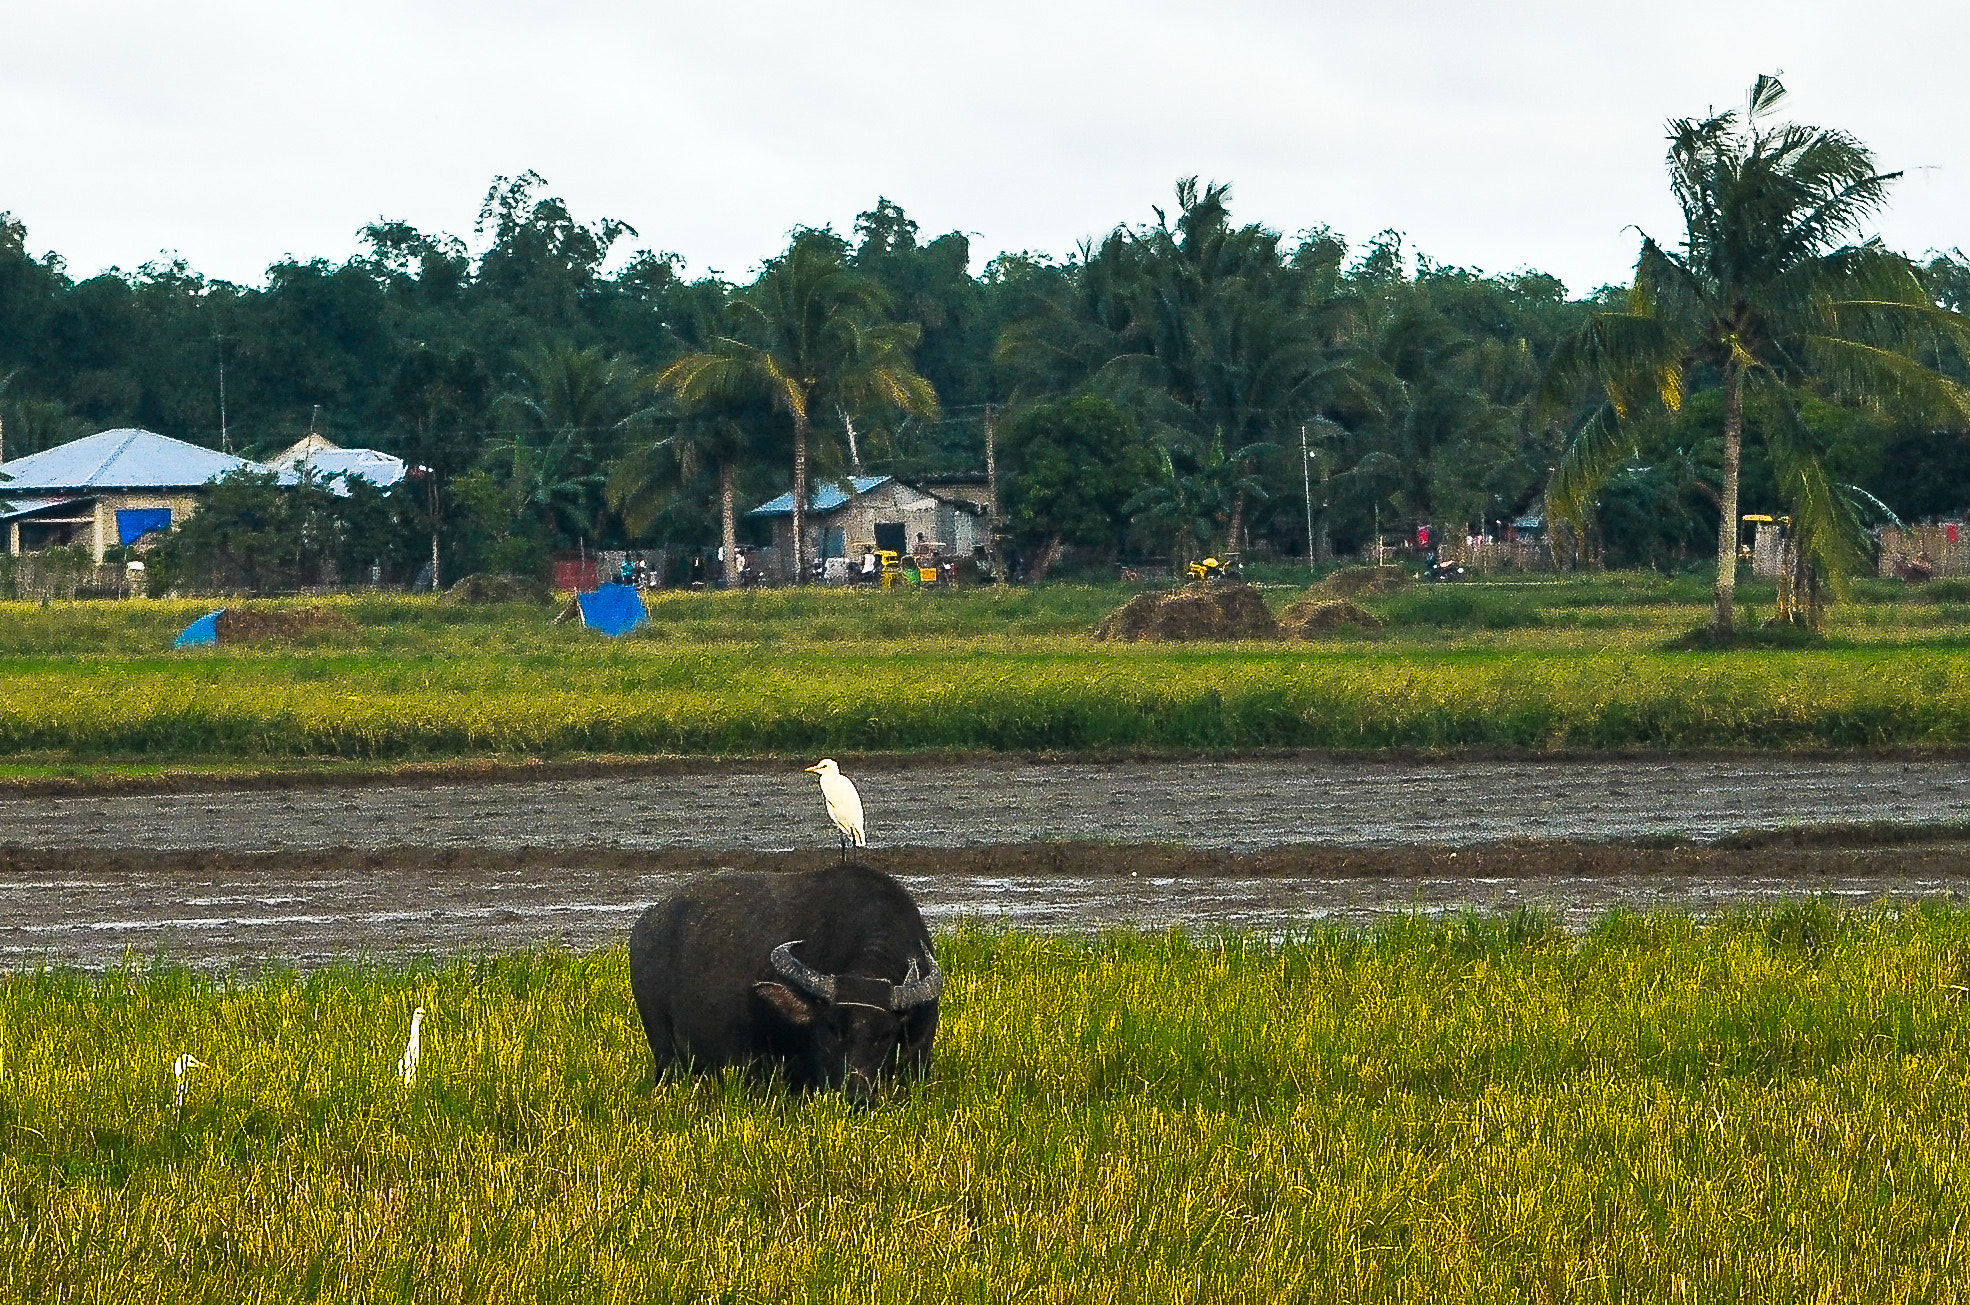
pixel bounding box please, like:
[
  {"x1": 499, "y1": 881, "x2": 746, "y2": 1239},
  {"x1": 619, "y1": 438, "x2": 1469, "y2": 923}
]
[
  {"x1": 747, "y1": 473, "x2": 993, "y2": 581},
  {"x1": 1, "y1": 428, "x2": 264, "y2": 562}
]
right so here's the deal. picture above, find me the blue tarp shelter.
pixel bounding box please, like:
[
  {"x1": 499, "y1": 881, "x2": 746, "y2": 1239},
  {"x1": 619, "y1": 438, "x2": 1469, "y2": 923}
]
[
  {"x1": 574, "y1": 583, "x2": 647, "y2": 636},
  {"x1": 174, "y1": 609, "x2": 225, "y2": 648}
]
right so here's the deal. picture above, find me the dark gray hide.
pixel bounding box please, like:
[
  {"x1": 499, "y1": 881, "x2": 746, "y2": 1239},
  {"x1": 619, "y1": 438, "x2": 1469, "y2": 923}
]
[{"x1": 629, "y1": 862, "x2": 942, "y2": 1103}]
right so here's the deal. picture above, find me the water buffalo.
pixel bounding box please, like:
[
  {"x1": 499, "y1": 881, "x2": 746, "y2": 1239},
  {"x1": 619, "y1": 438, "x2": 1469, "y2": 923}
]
[{"x1": 628, "y1": 862, "x2": 943, "y2": 1103}]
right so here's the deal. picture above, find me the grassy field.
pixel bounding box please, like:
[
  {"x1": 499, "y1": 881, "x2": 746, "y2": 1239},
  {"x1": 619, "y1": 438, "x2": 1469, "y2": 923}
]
[
  {"x1": 4, "y1": 574, "x2": 1970, "y2": 775},
  {"x1": 4, "y1": 909, "x2": 1969, "y2": 1301}
]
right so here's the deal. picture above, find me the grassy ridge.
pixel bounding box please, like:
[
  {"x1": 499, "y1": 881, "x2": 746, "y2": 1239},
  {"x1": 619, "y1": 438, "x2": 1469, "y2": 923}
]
[
  {"x1": 4, "y1": 581, "x2": 1970, "y2": 764},
  {"x1": 4, "y1": 910, "x2": 1970, "y2": 1301}
]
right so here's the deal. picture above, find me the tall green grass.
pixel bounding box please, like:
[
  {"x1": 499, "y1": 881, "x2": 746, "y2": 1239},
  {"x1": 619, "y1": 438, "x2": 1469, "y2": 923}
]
[
  {"x1": 5, "y1": 911, "x2": 1970, "y2": 1301},
  {"x1": 4, "y1": 643, "x2": 1969, "y2": 757},
  {"x1": 5, "y1": 583, "x2": 1970, "y2": 764}
]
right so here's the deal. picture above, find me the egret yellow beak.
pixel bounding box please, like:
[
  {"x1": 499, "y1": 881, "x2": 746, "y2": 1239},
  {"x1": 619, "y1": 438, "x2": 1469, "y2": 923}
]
[{"x1": 804, "y1": 763, "x2": 822, "y2": 773}]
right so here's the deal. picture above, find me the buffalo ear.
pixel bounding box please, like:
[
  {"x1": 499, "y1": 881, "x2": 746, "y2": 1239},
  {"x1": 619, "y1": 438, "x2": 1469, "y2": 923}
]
[{"x1": 753, "y1": 981, "x2": 818, "y2": 1026}]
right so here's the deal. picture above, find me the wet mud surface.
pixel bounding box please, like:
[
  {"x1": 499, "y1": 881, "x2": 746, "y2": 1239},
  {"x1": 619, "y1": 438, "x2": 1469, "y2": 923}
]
[{"x1": 1, "y1": 758, "x2": 1966, "y2": 968}]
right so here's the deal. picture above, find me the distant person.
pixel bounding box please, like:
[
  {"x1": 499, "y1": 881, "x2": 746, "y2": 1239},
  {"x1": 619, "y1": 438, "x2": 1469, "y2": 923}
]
[{"x1": 861, "y1": 547, "x2": 878, "y2": 583}]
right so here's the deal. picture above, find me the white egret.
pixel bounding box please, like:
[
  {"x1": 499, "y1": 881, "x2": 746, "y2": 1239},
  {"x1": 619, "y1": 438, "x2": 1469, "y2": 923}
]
[
  {"x1": 804, "y1": 758, "x2": 866, "y2": 859},
  {"x1": 399, "y1": 1006, "x2": 426, "y2": 1086},
  {"x1": 172, "y1": 1053, "x2": 205, "y2": 1108}
]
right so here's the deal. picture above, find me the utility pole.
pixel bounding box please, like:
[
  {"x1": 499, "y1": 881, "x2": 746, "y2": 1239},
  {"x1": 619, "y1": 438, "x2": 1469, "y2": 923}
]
[
  {"x1": 215, "y1": 336, "x2": 231, "y2": 454},
  {"x1": 984, "y1": 403, "x2": 1005, "y2": 585},
  {"x1": 1300, "y1": 424, "x2": 1315, "y2": 575}
]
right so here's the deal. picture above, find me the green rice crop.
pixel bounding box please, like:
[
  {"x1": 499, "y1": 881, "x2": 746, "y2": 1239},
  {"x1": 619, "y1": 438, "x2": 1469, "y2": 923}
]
[
  {"x1": 5, "y1": 910, "x2": 1970, "y2": 1301},
  {"x1": 4, "y1": 581, "x2": 1970, "y2": 766}
]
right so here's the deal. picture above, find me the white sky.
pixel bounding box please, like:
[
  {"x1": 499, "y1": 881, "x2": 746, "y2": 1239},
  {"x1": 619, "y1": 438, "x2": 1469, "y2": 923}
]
[{"x1": 4, "y1": 0, "x2": 1965, "y2": 297}]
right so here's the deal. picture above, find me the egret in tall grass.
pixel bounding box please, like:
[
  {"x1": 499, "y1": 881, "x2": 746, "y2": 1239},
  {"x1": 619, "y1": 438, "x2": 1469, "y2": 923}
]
[
  {"x1": 804, "y1": 758, "x2": 866, "y2": 860},
  {"x1": 399, "y1": 1006, "x2": 426, "y2": 1086},
  {"x1": 172, "y1": 1053, "x2": 204, "y2": 1108}
]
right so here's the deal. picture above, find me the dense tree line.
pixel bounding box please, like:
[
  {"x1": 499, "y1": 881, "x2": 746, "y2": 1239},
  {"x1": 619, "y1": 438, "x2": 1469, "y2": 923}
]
[{"x1": 4, "y1": 121, "x2": 1968, "y2": 589}]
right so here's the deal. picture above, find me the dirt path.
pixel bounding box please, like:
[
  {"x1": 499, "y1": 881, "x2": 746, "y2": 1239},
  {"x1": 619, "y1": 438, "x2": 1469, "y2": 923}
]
[{"x1": 2, "y1": 758, "x2": 1966, "y2": 968}]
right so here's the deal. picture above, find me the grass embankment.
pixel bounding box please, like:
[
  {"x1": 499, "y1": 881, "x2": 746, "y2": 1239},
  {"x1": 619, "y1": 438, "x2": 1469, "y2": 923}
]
[
  {"x1": 4, "y1": 576, "x2": 1970, "y2": 774},
  {"x1": 5, "y1": 910, "x2": 1969, "y2": 1301}
]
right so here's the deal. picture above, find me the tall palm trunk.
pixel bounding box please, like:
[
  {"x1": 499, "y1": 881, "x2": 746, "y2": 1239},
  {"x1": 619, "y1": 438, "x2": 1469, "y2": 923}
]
[
  {"x1": 719, "y1": 461, "x2": 738, "y2": 588},
  {"x1": 1226, "y1": 488, "x2": 1247, "y2": 559},
  {"x1": 1710, "y1": 362, "x2": 1744, "y2": 637},
  {"x1": 791, "y1": 406, "x2": 809, "y2": 585}
]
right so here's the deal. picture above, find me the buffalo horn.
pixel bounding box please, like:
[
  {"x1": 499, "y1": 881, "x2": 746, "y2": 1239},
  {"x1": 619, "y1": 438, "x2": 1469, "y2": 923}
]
[
  {"x1": 890, "y1": 952, "x2": 944, "y2": 1010},
  {"x1": 769, "y1": 941, "x2": 838, "y2": 1002}
]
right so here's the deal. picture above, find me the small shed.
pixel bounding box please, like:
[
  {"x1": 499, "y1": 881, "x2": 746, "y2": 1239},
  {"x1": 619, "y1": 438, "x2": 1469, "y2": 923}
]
[{"x1": 748, "y1": 475, "x2": 992, "y2": 581}]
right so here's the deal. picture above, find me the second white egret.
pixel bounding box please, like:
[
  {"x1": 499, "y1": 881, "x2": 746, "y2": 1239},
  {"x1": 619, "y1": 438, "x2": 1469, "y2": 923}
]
[
  {"x1": 804, "y1": 758, "x2": 866, "y2": 858},
  {"x1": 399, "y1": 1006, "x2": 426, "y2": 1086},
  {"x1": 172, "y1": 1053, "x2": 205, "y2": 1108}
]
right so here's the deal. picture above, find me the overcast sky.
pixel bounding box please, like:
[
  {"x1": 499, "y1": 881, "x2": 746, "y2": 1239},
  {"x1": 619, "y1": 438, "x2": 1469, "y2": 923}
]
[{"x1": 4, "y1": 0, "x2": 1965, "y2": 298}]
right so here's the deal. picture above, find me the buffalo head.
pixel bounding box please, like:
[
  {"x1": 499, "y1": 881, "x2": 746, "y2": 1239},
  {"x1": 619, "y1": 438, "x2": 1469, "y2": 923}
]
[{"x1": 752, "y1": 940, "x2": 943, "y2": 1105}]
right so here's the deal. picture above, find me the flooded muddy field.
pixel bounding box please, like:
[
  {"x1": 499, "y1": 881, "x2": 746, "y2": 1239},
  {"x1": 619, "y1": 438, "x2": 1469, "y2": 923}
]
[
  {"x1": 4, "y1": 757, "x2": 1966, "y2": 852},
  {"x1": 1, "y1": 757, "x2": 1966, "y2": 968},
  {"x1": 2, "y1": 840, "x2": 1968, "y2": 972}
]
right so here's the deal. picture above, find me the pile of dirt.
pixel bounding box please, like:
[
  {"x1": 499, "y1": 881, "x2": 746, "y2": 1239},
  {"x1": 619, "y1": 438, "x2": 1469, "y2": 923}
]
[
  {"x1": 442, "y1": 573, "x2": 556, "y2": 604},
  {"x1": 1315, "y1": 565, "x2": 1412, "y2": 598},
  {"x1": 1278, "y1": 598, "x2": 1383, "y2": 638},
  {"x1": 214, "y1": 606, "x2": 355, "y2": 642},
  {"x1": 1095, "y1": 582, "x2": 1279, "y2": 642}
]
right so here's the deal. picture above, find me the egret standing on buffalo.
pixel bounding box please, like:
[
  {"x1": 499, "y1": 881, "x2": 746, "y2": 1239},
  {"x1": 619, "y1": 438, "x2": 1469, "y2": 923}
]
[{"x1": 805, "y1": 758, "x2": 865, "y2": 859}]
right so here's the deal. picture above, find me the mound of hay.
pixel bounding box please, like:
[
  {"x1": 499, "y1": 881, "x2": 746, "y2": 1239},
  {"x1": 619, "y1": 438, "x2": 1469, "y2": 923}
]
[
  {"x1": 1095, "y1": 591, "x2": 1164, "y2": 642},
  {"x1": 442, "y1": 572, "x2": 555, "y2": 604},
  {"x1": 1095, "y1": 582, "x2": 1279, "y2": 642},
  {"x1": 214, "y1": 606, "x2": 354, "y2": 642},
  {"x1": 1278, "y1": 599, "x2": 1383, "y2": 638},
  {"x1": 1315, "y1": 565, "x2": 1412, "y2": 598}
]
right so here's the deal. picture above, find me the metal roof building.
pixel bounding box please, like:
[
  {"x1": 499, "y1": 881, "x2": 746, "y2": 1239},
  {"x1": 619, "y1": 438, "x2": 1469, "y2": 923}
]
[
  {"x1": 748, "y1": 474, "x2": 993, "y2": 581},
  {"x1": 267, "y1": 436, "x2": 408, "y2": 492},
  {"x1": 1, "y1": 428, "x2": 264, "y2": 561},
  {"x1": 0, "y1": 428, "x2": 260, "y2": 493}
]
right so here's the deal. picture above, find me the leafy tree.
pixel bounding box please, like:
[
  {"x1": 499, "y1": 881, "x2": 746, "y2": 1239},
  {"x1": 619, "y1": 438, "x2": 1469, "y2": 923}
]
[
  {"x1": 149, "y1": 467, "x2": 416, "y2": 593},
  {"x1": 1124, "y1": 429, "x2": 1270, "y2": 568},
  {"x1": 999, "y1": 395, "x2": 1155, "y2": 578},
  {"x1": 1546, "y1": 74, "x2": 1970, "y2": 633},
  {"x1": 657, "y1": 231, "x2": 937, "y2": 581},
  {"x1": 491, "y1": 344, "x2": 651, "y2": 549},
  {"x1": 608, "y1": 408, "x2": 761, "y2": 585},
  {"x1": 387, "y1": 345, "x2": 492, "y2": 588}
]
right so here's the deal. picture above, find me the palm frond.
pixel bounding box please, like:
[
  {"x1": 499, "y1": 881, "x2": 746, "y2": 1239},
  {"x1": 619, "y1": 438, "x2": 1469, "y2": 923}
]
[{"x1": 1545, "y1": 403, "x2": 1634, "y2": 531}]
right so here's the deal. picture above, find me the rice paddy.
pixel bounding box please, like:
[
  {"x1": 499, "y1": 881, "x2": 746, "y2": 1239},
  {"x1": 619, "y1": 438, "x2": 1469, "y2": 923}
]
[
  {"x1": 2, "y1": 576, "x2": 1970, "y2": 772},
  {"x1": 3, "y1": 909, "x2": 1968, "y2": 1302}
]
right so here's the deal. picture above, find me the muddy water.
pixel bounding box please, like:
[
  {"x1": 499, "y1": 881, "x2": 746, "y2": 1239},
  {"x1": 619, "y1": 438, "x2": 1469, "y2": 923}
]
[
  {"x1": 4, "y1": 757, "x2": 1966, "y2": 852},
  {"x1": 1, "y1": 758, "x2": 1966, "y2": 969}
]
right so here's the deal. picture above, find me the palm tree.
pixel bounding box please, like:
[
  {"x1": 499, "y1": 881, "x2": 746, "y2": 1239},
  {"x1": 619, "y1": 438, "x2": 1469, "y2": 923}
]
[
  {"x1": 1546, "y1": 75, "x2": 1970, "y2": 636},
  {"x1": 607, "y1": 409, "x2": 757, "y2": 586},
  {"x1": 658, "y1": 234, "x2": 938, "y2": 582},
  {"x1": 1124, "y1": 429, "x2": 1270, "y2": 569},
  {"x1": 493, "y1": 345, "x2": 653, "y2": 547}
]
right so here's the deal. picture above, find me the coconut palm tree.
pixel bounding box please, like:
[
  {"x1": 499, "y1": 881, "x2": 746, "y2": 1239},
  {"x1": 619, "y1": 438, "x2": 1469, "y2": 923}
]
[
  {"x1": 493, "y1": 344, "x2": 653, "y2": 546},
  {"x1": 607, "y1": 407, "x2": 759, "y2": 586},
  {"x1": 1546, "y1": 74, "x2": 1970, "y2": 636},
  {"x1": 657, "y1": 233, "x2": 938, "y2": 582}
]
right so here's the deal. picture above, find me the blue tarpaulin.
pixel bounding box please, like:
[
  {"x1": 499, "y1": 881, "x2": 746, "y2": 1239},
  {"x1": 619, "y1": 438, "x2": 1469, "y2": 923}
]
[
  {"x1": 574, "y1": 583, "x2": 647, "y2": 636},
  {"x1": 116, "y1": 507, "x2": 172, "y2": 545},
  {"x1": 173, "y1": 609, "x2": 225, "y2": 648}
]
